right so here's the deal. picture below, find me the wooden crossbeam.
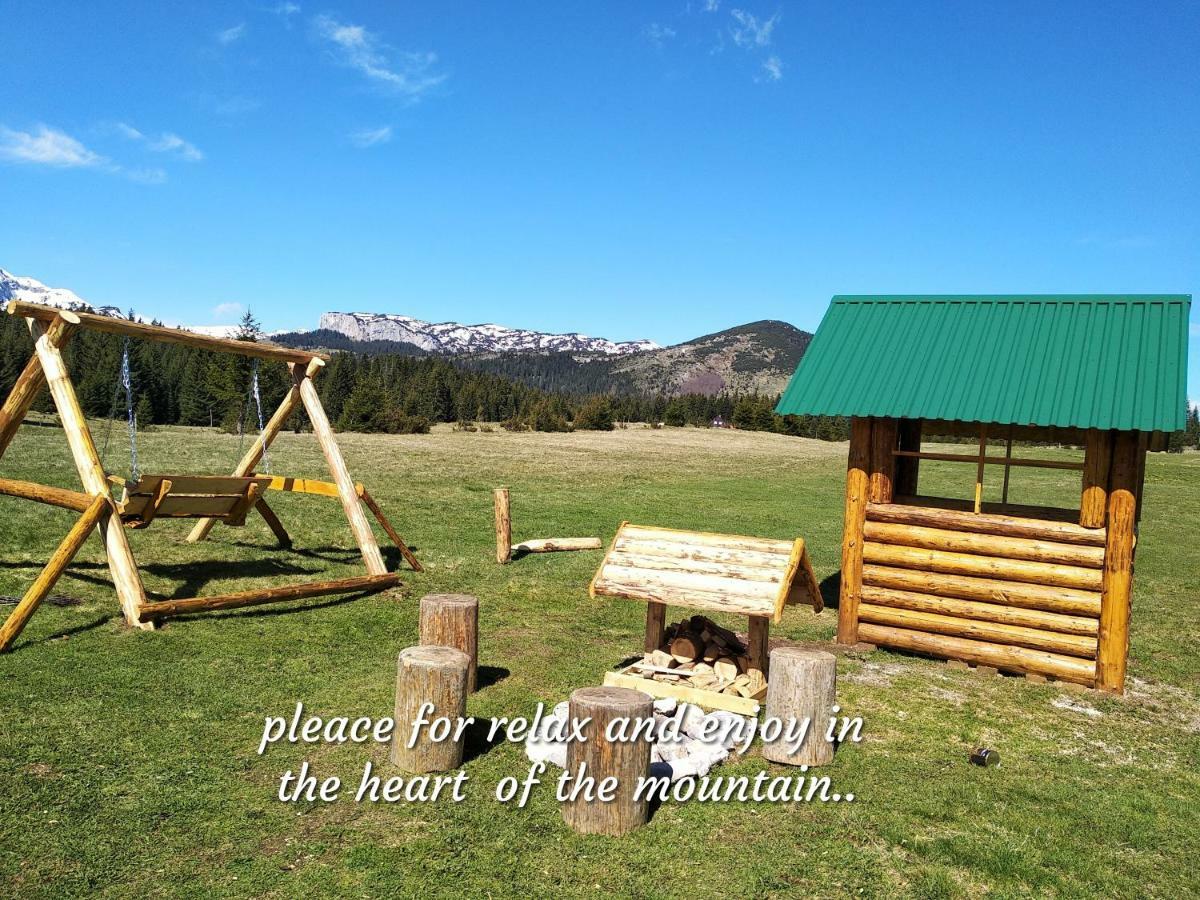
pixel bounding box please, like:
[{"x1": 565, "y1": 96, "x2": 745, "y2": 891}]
[
  {"x1": 9, "y1": 300, "x2": 328, "y2": 365},
  {"x1": 0, "y1": 315, "x2": 76, "y2": 463},
  {"x1": 0, "y1": 494, "x2": 108, "y2": 652},
  {"x1": 137, "y1": 573, "x2": 400, "y2": 622}
]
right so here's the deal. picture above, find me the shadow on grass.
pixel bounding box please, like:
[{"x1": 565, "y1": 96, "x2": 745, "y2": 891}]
[
  {"x1": 461, "y1": 715, "x2": 507, "y2": 764},
  {"x1": 475, "y1": 665, "x2": 510, "y2": 690},
  {"x1": 7, "y1": 614, "x2": 113, "y2": 653},
  {"x1": 820, "y1": 571, "x2": 841, "y2": 610}
]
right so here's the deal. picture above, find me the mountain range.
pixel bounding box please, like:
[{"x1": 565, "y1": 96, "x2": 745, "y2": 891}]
[{"x1": 1, "y1": 267, "x2": 811, "y2": 397}]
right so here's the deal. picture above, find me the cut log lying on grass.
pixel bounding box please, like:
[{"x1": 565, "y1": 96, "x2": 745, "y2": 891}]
[{"x1": 512, "y1": 537, "x2": 602, "y2": 553}]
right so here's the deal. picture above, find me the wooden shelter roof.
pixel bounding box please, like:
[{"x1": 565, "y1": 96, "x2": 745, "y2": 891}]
[{"x1": 775, "y1": 295, "x2": 1190, "y2": 432}]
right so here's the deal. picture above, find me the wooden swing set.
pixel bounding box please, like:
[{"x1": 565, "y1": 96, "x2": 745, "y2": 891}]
[{"x1": 0, "y1": 300, "x2": 422, "y2": 652}]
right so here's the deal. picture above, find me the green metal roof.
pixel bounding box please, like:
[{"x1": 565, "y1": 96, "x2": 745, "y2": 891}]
[{"x1": 775, "y1": 295, "x2": 1191, "y2": 432}]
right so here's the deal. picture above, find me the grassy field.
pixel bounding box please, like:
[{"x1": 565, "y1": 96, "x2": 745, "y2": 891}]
[{"x1": 1, "y1": 422, "x2": 1198, "y2": 898}]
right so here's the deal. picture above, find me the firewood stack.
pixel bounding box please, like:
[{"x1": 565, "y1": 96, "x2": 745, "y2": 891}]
[{"x1": 630, "y1": 615, "x2": 765, "y2": 699}]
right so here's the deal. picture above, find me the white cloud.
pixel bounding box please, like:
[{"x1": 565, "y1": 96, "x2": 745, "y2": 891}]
[
  {"x1": 643, "y1": 23, "x2": 677, "y2": 46},
  {"x1": 272, "y1": 2, "x2": 300, "y2": 18},
  {"x1": 312, "y1": 14, "x2": 446, "y2": 99},
  {"x1": 0, "y1": 125, "x2": 105, "y2": 167},
  {"x1": 125, "y1": 167, "x2": 168, "y2": 185},
  {"x1": 350, "y1": 125, "x2": 393, "y2": 148},
  {"x1": 116, "y1": 122, "x2": 144, "y2": 141},
  {"x1": 151, "y1": 133, "x2": 204, "y2": 162},
  {"x1": 213, "y1": 301, "x2": 245, "y2": 319},
  {"x1": 703, "y1": 0, "x2": 720, "y2": 10},
  {"x1": 730, "y1": 9, "x2": 779, "y2": 47},
  {"x1": 217, "y1": 23, "x2": 247, "y2": 45},
  {"x1": 761, "y1": 55, "x2": 783, "y2": 80}
]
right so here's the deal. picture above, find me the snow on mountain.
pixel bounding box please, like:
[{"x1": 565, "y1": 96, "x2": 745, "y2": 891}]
[
  {"x1": 0, "y1": 268, "x2": 239, "y2": 336},
  {"x1": 0, "y1": 268, "x2": 122, "y2": 317},
  {"x1": 319, "y1": 311, "x2": 659, "y2": 356}
]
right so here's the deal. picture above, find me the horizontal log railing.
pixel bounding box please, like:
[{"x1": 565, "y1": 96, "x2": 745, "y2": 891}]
[
  {"x1": 0, "y1": 477, "x2": 95, "y2": 512},
  {"x1": 866, "y1": 502, "x2": 1106, "y2": 546},
  {"x1": 862, "y1": 564, "x2": 1102, "y2": 616},
  {"x1": 862, "y1": 521, "x2": 1105, "y2": 568},
  {"x1": 891, "y1": 449, "x2": 1084, "y2": 471}
]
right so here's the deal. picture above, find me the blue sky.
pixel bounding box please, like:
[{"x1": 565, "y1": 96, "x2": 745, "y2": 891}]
[{"x1": 2, "y1": 1, "x2": 1198, "y2": 395}]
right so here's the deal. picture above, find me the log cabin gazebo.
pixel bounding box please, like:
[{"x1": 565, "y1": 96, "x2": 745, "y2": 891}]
[{"x1": 776, "y1": 295, "x2": 1191, "y2": 693}]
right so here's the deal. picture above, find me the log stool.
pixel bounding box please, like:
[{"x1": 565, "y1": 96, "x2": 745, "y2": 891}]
[
  {"x1": 419, "y1": 593, "x2": 480, "y2": 692},
  {"x1": 762, "y1": 647, "x2": 836, "y2": 766},
  {"x1": 391, "y1": 645, "x2": 470, "y2": 774},
  {"x1": 560, "y1": 686, "x2": 652, "y2": 836}
]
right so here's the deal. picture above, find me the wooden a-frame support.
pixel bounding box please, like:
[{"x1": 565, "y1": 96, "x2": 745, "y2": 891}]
[{"x1": 0, "y1": 303, "x2": 416, "y2": 650}]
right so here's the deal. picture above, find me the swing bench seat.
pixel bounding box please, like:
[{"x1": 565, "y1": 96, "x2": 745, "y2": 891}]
[{"x1": 114, "y1": 474, "x2": 274, "y2": 529}]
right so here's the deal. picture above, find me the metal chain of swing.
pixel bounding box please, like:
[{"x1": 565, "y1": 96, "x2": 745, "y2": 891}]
[
  {"x1": 100, "y1": 338, "x2": 140, "y2": 483},
  {"x1": 236, "y1": 360, "x2": 271, "y2": 475}
]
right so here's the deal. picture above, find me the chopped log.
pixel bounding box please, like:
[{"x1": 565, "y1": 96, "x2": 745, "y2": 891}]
[
  {"x1": 762, "y1": 647, "x2": 836, "y2": 766},
  {"x1": 0, "y1": 494, "x2": 107, "y2": 652},
  {"x1": 513, "y1": 537, "x2": 602, "y2": 553},
  {"x1": 713, "y1": 657, "x2": 739, "y2": 681},
  {"x1": 838, "y1": 417, "x2": 872, "y2": 644},
  {"x1": 857, "y1": 604, "x2": 1098, "y2": 658},
  {"x1": 862, "y1": 542, "x2": 1102, "y2": 591},
  {"x1": 859, "y1": 585, "x2": 1098, "y2": 635},
  {"x1": 646, "y1": 648, "x2": 674, "y2": 668},
  {"x1": 1096, "y1": 432, "x2": 1139, "y2": 694},
  {"x1": 0, "y1": 477, "x2": 92, "y2": 513},
  {"x1": 670, "y1": 634, "x2": 703, "y2": 663},
  {"x1": 861, "y1": 521, "x2": 1105, "y2": 568},
  {"x1": 390, "y1": 646, "x2": 470, "y2": 774},
  {"x1": 137, "y1": 573, "x2": 399, "y2": 621},
  {"x1": 494, "y1": 487, "x2": 511, "y2": 564},
  {"x1": 861, "y1": 564, "x2": 1101, "y2": 616},
  {"x1": 857, "y1": 623, "x2": 1096, "y2": 684},
  {"x1": 419, "y1": 594, "x2": 480, "y2": 692},
  {"x1": 866, "y1": 502, "x2": 1106, "y2": 546},
  {"x1": 560, "y1": 686, "x2": 652, "y2": 836}
]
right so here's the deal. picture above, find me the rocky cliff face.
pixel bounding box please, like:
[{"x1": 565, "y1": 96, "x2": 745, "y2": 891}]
[{"x1": 319, "y1": 311, "x2": 658, "y2": 356}]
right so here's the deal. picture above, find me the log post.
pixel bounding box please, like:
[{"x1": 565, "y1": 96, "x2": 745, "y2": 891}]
[
  {"x1": 188, "y1": 358, "x2": 324, "y2": 544},
  {"x1": 0, "y1": 494, "x2": 108, "y2": 652},
  {"x1": 299, "y1": 373, "x2": 387, "y2": 576},
  {"x1": 419, "y1": 594, "x2": 480, "y2": 692},
  {"x1": 1096, "y1": 431, "x2": 1139, "y2": 693},
  {"x1": 494, "y1": 487, "x2": 511, "y2": 563},
  {"x1": 893, "y1": 418, "x2": 922, "y2": 496},
  {"x1": 560, "y1": 686, "x2": 652, "y2": 836},
  {"x1": 868, "y1": 416, "x2": 898, "y2": 503},
  {"x1": 0, "y1": 315, "x2": 76, "y2": 462},
  {"x1": 1080, "y1": 429, "x2": 1113, "y2": 529},
  {"x1": 391, "y1": 645, "x2": 470, "y2": 773},
  {"x1": 512, "y1": 537, "x2": 602, "y2": 553},
  {"x1": 28, "y1": 317, "x2": 151, "y2": 631},
  {"x1": 837, "y1": 417, "x2": 872, "y2": 644},
  {"x1": 644, "y1": 601, "x2": 667, "y2": 653},
  {"x1": 746, "y1": 614, "x2": 770, "y2": 691},
  {"x1": 761, "y1": 647, "x2": 837, "y2": 766}
]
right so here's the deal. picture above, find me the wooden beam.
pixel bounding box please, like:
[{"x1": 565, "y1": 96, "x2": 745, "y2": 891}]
[
  {"x1": 186, "y1": 358, "x2": 323, "y2": 544},
  {"x1": 973, "y1": 425, "x2": 988, "y2": 513},
  {"x1": 137, "y1": 573, "x2": 400, "y2": 621},
  {"x1": 0, "y1": 494, "x2": 108, "y2": 652},
  {"x1": 298, "y1": 374, "x2": 387, "y2": 576},
  {"x1": 512, "y1": 537, "x2": 602, "y2": 553},
  {"x1": 644, "y1": 601, "x2": 666, "y2": 654},
  {"x1": 868, "y1": 417, "x2": 898, "y2": 503},
  {"x1": 892, "y1": 450, "x2": 1084, "y2": 471},
  {"x1": 866, "y1": 502, "x2": 1107, "y2": 546},
  {"x1": 0, "y1": 315, "x2": 76, "y2": 462},
  {"x1": 1095, "y1": 431, "x2": 1139, "y2": 693},
  {"x1": 28, "y1": 317, "x2": 151, "y2": 631},
  {"x1": 1080, "y1": 429, "x2": 1113, "y2": 528},
  {"x1": 254, "y1": 498, "x2": 292, "y2": 548},
  {"x1": 9, "y1": 300, "x2": 327, "y2": 364},
  {"x1": 894, "y1": 419, "x2": 922, "y2": 496},
  {"x1": 0, "y1": 477, "x2": 93, "y2": 512},
  {"x1": 359, "y1": 488, "x2": 422, "y2": 572},
  {"x1": 838, "y1": 416, "x2": 872, "y2": 645}
]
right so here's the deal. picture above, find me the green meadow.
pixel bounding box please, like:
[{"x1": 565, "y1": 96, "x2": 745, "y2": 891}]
[{"x1": 1, "y1": 422, "x2": 1197, "y2": 898}]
